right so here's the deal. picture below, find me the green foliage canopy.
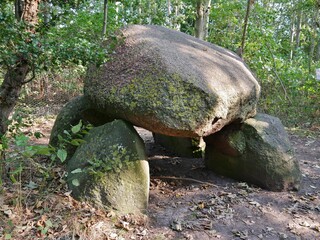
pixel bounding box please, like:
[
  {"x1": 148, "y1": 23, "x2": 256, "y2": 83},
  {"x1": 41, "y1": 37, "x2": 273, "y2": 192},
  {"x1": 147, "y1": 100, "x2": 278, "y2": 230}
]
[
  {"x1": 0, "y1": 0, "x2": 319, "y2": 127},
  {"x1": 0, "y1": 1, "x2": 108, "y2": 75}
]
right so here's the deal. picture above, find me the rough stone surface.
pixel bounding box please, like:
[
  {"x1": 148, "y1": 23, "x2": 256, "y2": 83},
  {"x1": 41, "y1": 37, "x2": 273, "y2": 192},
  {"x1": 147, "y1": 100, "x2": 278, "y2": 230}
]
[
  {"x1": 67, "y1": 119, "x2": 149, "y2": 214},
  {"x1": 204, "y1": 113, "x2": 301, "y2": 191},
  {"x1": 153, "y1": 133, "x2": 204, "y2": 158},
  {"x1": 84, "y1": 24, "x2": 260, "y2": 137},
  {"x1": 49, "y1": 95, "x2": 112, "y2": 161}
]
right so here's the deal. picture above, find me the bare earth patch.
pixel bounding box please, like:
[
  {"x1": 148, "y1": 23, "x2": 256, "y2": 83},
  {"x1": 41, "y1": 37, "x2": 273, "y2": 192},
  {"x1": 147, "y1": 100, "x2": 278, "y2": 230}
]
[
  {"x1": 0, "y1": 119, "x2": 319, "y2": 240},
  {"x1": 142, "y1": 128, "x2": 320, "y2": 240}
]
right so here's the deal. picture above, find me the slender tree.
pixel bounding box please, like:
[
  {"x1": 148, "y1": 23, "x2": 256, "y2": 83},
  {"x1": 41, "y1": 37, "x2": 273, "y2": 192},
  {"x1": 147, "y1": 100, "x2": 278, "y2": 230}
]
[
  {"x1": 240, "y1": 0, "x2": 254, "y2": 58},
  {"x1": 0, "y1": 0, "x2": 40, "y2": 135},
  {"x1": 102, "y1": 0, "x2": 108, "y2": 38},
  {"x1": 194, "y1": 0, "x2": 211, "y2": 40}
]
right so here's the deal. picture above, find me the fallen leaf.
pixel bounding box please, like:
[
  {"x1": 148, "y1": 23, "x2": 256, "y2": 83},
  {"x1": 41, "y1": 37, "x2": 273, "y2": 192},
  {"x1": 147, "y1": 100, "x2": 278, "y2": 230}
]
[
  {"x1": 198, "y1": 202, "x2": 205, "y2": 209},
  {"x1": 35, "y1": 200, "x2": 43, "y2": 208},
  {"x1": 237, "y1": 182, "x2": 249, "y2": 189},
  {"x1": 232, "y1": 229, "x2": 248, "y2": 239},
  {"x1": 116, "y1": 220, "x2": 131, "y2": 231},
  {"x1": 299, "y1": 221, "x2": 311, "y2": 227},
  {"x1": 313, "y1": 225, "x2": 320, "y2": 232},
  {"x1": 265, "y1": 227, "x2": 274, "y2": 232},
  {"x1": 199, "y1": 219, "x2": 213, "y2": 230},
  {"x1": 189, "y1": 205, "x2": 197, "y2": 211},
  {"x1": 109, "y1": 232, "x2": 118, "y2": 239},
  {"x1": 26, "y1": 181, "x2": 38, "y2": 189},
  {"x1": 136, "y1": 228, "x2": 147, "y2": 236},
  {"x1": 278, "y1": 232, "x2": 288, "y2": 239},
  {"x1": 171, "y1": 219, "x2": 183, "y2": 232},
  {"x1": 3, "y1": 209, "x2": 13, "y2": 218},
  {"x1": 249, "y1": 201, "x2": 261, "y2": 207}
]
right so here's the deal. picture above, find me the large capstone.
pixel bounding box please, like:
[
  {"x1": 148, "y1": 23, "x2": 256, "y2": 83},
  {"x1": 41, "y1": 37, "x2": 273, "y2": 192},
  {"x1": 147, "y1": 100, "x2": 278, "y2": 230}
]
[
  {"x1": 84, "y1": 25, "x2": 260, "y2": 138},
  {"x1": 67, "y1": 119, "x2": 149, "y2": 214},
  {"x1": 204, "y1": 114, "x2": 301, "y2": 191}
]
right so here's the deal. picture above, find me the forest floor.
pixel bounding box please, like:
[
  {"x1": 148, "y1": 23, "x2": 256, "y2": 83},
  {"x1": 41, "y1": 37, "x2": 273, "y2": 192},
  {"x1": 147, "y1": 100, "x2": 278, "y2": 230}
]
[{"x1": 0, "y1": 111, "x2": 319, "y2": 240}]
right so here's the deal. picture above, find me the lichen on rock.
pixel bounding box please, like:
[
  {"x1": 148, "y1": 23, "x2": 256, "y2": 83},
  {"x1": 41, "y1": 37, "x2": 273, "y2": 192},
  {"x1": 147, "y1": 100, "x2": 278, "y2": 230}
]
[
  {"x1": 67, "y1": 119, "x2": 149, "y2": 214},
  {"x1": 204, "y1": 114, "x2": 301, "y2": 191},
  {"x1": 84, "y1": 24, "x2": 261, "y2": 138}
]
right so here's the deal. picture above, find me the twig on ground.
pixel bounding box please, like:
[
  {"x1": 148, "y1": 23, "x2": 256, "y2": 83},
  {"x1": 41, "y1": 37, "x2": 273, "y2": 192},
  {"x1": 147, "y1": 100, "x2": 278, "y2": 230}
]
[{"x1": 151, "y1": 176, "x2": 218, "y2": 187}]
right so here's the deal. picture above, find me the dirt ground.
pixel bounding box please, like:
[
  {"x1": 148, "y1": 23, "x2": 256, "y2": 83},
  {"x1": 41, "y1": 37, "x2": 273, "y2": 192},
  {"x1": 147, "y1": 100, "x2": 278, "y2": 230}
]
[
  {"x1": 1, "y1": 118, "x2": 319, "y2": 240},
  {"x1": 139, "y1": 128, "x2": 320, "y2": 240}
]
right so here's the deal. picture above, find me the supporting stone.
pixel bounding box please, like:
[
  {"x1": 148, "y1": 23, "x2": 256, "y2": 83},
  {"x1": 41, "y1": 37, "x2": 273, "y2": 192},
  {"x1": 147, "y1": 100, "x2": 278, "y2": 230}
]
[
  {"x1": 153, "y1": 133, "x2": 204, "y2": 158},
  {"x1": 67, "y1": 120, "x2": 149, "y2": 214},
  {"x1": 204, "y1": 114, "x2": 301, "y2": 191}
]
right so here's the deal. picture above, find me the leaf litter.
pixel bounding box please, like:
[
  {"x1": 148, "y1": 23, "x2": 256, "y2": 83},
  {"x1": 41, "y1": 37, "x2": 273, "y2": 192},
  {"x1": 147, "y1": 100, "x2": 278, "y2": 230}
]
[{"x1": 0, "y1": 121, "x2": 319, "y2": 239}]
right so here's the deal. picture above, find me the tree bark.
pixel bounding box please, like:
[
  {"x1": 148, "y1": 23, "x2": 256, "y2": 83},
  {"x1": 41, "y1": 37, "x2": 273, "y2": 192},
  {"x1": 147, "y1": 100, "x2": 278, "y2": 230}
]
[
  {"x1": 0, "y1": 64, "x2": 30, "y2": 134},
  {"x1": 0, "y1": 0, "x2": 40, "y2": 136},
  {"x1": 167, "y1": 0, "x2": 171, "y2": 16},
  {"x1": 295, "y1": 9, "x2": 302, "y2": 50},
  {"x1": 308, "y1": 1, "x2": 320, "y2": 70},
  {"x1": 289, "y1": 14, "x2": 295, "y2": 61},
  {"x1": 102, "y1": 0, "x2": 108, "y2": 39},
  {"x1": 240, "y1": 0, "x2": 254, "y2": 58},
  {"x1": 195, "y1": 0, "x2": 211, "y2": 40},
  {"x1": 315, "y1": 41, "x2": 320, "y2": 61}
]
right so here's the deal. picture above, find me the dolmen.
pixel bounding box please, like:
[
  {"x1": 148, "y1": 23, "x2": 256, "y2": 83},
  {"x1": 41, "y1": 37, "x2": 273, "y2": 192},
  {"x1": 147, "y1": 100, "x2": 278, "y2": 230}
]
[{"x1": 50, "y1": 25, "x2": 301, "y2": 214}]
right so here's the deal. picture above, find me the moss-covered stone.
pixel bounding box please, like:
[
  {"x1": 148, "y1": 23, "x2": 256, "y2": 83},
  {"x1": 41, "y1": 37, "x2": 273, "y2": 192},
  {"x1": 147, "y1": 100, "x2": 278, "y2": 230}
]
[
  {"x1": 84, "y1": 25, "x2": 261, "y2": 138},
  {"x1": 67, "y1": 119, "x2": 149, "y2": 214},
  {"x1": 87, "y1": 73, "x2": 218, "y2": 134},
  {"x1": 49, "y1": 95, "x2": 113, "y2": 162},
  {"x1": 204, "y1": 114, "x2": 301, "y2": 191}
]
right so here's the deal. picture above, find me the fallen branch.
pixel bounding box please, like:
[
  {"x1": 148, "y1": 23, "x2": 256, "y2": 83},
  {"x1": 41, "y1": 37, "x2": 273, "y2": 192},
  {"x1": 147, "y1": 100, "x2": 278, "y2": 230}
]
[{"x1": 151, "y1": 176, "x2": 218, "y2": 187}]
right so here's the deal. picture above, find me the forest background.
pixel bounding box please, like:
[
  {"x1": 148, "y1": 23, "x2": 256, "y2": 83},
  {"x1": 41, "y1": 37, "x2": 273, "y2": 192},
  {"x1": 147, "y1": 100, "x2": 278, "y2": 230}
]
[
  {"x1": 0, "y1": 0, "x2": 319, "y2": 239},
  {"x1": 0, "y1": 0, "x2": 319, "y2": 132}
]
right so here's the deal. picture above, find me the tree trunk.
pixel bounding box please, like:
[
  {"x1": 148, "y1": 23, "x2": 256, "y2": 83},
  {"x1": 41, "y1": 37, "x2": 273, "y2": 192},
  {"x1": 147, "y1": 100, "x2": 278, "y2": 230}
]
[
  {"x1": 289, "y1": 14, "x2": 295, "y2": 61},
  {"x1": 167, "y1": 0, "x2": 171, "y2": 16},
  {"x1": 295, "y1": 9, "x2": 302, "y2": 49},
  {"x1": 308, "y1": 1, "x2": 320, "y2": 70},
  {"x1": 195, "y1": 0, "x2": 211, "y2": 40},
  {"x1": 315, "y1": 41, "x2": 320, "y2": 61},
  {"x1": 0, "y1": 64, "x2": 30, "y2": 134},
  {"x1": 43, "y1": 0, "x2": 51, "y2": 25},
  {"x1": 102, "y1": 0, "x2": 108, "y2": 39},
  {"x1": 0, "y1": 0, "x2": 40, "y2": 136},
  {"x1": 240, "y1": 0, "x2": 254, "y2": 58}
]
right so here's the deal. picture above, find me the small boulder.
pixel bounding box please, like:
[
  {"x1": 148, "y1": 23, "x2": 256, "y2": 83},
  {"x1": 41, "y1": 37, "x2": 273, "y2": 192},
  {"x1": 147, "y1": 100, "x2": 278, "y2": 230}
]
[
  {"x1": 84, "y1": 25, "x2": 260, "y2": 138},
  {"x1": 153, "y1": 133, "x2": 205, "y2": 158},
  {"x1": 67, "y1": 119, "x2": 149, "y2": 214},
  {"x1": 204, "y1": 113, "x2": 301, "y2": 191}
]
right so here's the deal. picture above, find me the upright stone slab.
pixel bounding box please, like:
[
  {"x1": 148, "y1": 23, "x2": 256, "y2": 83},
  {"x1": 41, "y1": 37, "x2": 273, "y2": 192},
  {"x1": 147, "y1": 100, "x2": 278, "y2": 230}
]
[
  {"x1": 153, "y1": 133, "x2": 204, "y2": 158},
  {"x1": 85, "y1": 25, "x2": 260, "y2": 138},
  {"x1": 67, "y1": 120, "x2": 149, "y2": 214},
  {"x1": 204, "y1": 114, "x2": 301, "y2": 191}
]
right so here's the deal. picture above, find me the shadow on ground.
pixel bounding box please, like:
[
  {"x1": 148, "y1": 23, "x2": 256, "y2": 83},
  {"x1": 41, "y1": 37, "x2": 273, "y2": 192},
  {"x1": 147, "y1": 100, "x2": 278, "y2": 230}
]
[{"x1": 135, "y1": 127, "x2": 320, "y2": 240}]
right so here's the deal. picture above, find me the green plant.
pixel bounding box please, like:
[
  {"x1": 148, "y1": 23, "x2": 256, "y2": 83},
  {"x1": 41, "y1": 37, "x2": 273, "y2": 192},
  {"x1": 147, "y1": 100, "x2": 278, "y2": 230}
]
[
  {"x1": 0, "y1": 117, "x2": 91, "y2": 191},
  {"x1": 52, "y1": 120, "x2": 92, "y2": 164},
  {"x1": 70, "y1": 144, "x2": 137, "y2": 187},
  {"x1": 37, "y1": 219, "x2": 53, "y2": 237},
  {"x1": 87, "y1": 144, "x2": 136, "y2": 175}
]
